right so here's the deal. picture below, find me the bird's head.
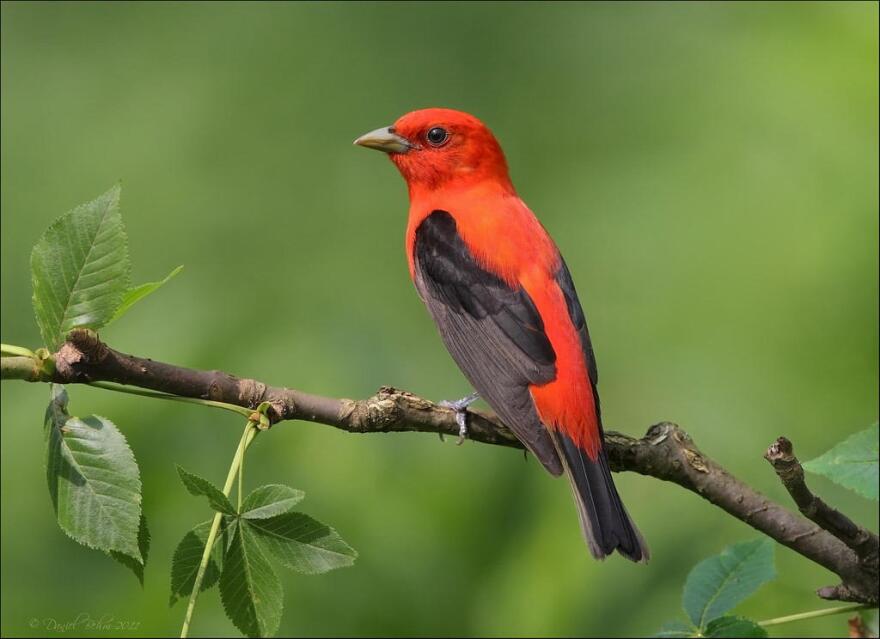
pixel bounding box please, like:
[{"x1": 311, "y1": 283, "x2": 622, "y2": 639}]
[{"x1": 354, "y1": 108, "x2": 513, "y2": 194}]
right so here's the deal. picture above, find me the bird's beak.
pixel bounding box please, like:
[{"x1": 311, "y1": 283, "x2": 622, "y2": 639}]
[{"x1": 353, "y1": 126, "x2": 413, "y2": 154}]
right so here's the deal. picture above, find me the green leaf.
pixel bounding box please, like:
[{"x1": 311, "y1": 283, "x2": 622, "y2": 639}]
[
  {"x1": 804, "y1": 423, "x2": 879, "y2": 500},
  {"x1": 246, "y1": 512, "x2": 357, "y2": 575},
  {"x1": 169, "y1": 519, "x2": 225, "y2": 606},
  {"x1": 45, "y1": 385, "x2": 142, "y2": 561},
  {"x1": 110, "y1": 514, "x2": 151, "y2": 585},
  {"x1": 31, "y1": 185, "x2": 131, "y2": 350},
  {"x1": 705, "y1": 616, "x2": 767, "y2": 638},
  {"x1": 221, "y1": 516, "x2": 239, "y2": 554},
  {"x1": 859, "y1": 608, "x2": 879, "y2": 637},
  {"x1": 109, "y1": 264, "x2": 183, "y2": 324},
  {"x1": 240, "y1": 484, "x2": 305, "y2": 520},
  {"x1": 220, "y1": 521, "x2": 283, "y2": 638},
  {"x1": 654, "y1": 620, "x2": 697, "y2": 637},
  {"x1": 176, "y1": 465, "x2": 236, "y2": 514},
  {"x1": 682, "y1": 539, "x2": 776, "y2": 629}
]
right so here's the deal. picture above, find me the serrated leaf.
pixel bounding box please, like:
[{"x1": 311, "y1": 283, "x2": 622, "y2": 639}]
[
  {"x1": 109, "y1": 265, "x2": 183, "y2": 325},
  {"x1": 176, "y1": 465, "x2": 236, "y2": 514},
  {"x1": 110, "y1": 514, "x2": 151, "y2": 585},
  {"x1": 222, "y1": 516, "x2": 239, "y2": 554},
  {"x1": 45, "y1": 385, "x2": 142, "y2": 561},
  {"x1": 682, "y1": 539, "x2": 776, "y2": 629},
  {"x1": 169, "y1": 519, "x2": 225, "y2": 606},
  {"x1": 31, "y1": 185, "x2": 131, "y2": 350},
  {"x1": 246, "y1": 512, "x2": 356, "y2": 575},
  {"x1": 240, "y1": 484, "x2": 305, "y2": 520},
  {"x1": 705, "y1": 616, "x2": 767, "y2": 638},
  {"x1": 804, "y1": 423, "x2": 879, "y2": 500},
  {"x1": 654, "y1": 620, "x2": 698, "y2": 637},
  {"x1": 220, "y1": 521, "x2": 283, "y2": 638}
]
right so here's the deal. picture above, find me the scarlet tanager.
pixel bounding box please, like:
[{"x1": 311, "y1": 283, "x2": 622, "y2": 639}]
[{"x1": 355, "y1": 108, "x2": 648, "y2": 562}]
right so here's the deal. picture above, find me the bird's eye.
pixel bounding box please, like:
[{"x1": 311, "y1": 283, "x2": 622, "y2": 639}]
[{"x1": 426, "y1": 127, "x2": 449, "y2": 146}]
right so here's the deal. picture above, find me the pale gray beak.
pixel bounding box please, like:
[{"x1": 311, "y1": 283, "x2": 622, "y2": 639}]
[{"x1": 353, "y1": 126, "x2": 413, "y2": 154}]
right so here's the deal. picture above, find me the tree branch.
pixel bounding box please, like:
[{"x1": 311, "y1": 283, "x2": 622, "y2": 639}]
[
  {"x1": 766, "y1": 437, "x2": 879, "y2": 603},
  {"x1": 2, "y1": 328, "x2": 877, "y2": 605}
]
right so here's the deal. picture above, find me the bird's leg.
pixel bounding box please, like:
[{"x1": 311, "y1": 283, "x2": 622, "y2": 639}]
[{"x1": 438, "y1": 392, "x2": 480, "y2": 445}]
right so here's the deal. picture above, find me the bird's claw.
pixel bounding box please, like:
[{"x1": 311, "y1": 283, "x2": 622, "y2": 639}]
[
  {"x1": 438, "y1": 392, "x2": 479, "y2": 445},
  {"x1": 454, "y1": 410, "x2": 468, "y2": 445}
]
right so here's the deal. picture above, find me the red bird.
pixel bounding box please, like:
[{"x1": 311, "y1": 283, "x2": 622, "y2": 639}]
[{"x1": 355, "y1": 108, "x2": 648, "y2": 562}]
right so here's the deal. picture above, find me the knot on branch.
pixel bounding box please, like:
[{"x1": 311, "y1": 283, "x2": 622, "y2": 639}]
[
  {"x1": 645, "y1": 421, "x2": 682, "y2": 442},
  {"x1": 237, "y1": 378, "x2": 267, "y2": 408},
  {"x1": 54, "y1": 342, "x2": 84, "y2": 379},
  {"x1": 764, "y1": 436, "x2": 806, "y2": 486},
  {"x1": 342, "y1": 387, "x2": 405, "y2": 433},
  {"x1": 54, "y1": 329, "x2": 108, "y2": 381},
  {"x1": 67, "y1": 328, "x2": 108, "y2": 361},
  {"x1": 607, "y1": 422, "x2": 710, "y2": 482}
]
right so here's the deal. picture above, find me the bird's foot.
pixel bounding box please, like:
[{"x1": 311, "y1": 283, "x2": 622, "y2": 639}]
[{"x1": 438, "y1": 392, "x2": 480, "y2": 445}]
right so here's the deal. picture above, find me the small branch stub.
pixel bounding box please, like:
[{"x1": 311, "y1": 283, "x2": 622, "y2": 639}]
[{"x1": 766, "y1": 436, "x2": 879, "y2": 605}]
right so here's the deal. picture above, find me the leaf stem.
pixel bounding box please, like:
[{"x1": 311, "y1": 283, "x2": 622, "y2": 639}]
[
  {"x1": 758, "y1": 603, "x2": 873, "y2": 627},
  {"x1": 238, "y1": 443, "x2": 245, "y2": 513},
  {"x1": 0, "y1": 343, "x2": 36, "y2": 358},
  {"x1": 180, "y1": 421, "x2": 258, "y2": 638},
  {"x1": 87, "y1": 381, "x2": 253, "y2": 418}
]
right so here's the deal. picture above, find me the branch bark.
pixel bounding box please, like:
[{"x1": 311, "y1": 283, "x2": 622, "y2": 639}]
[
  {"x1": 766, "y1": 437, "x2": 879, "y2": 603},
  {"x1": 2, "y1": 328, "x2": 877, "y2": 605}
]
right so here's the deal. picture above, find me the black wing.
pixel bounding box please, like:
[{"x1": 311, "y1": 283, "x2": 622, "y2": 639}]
[
  {"x1": 413, "y1": 210, "x2": 563, "y2": 475},
  {"x1": 554, "y1": 255, "x2": 600, "y2": 419},
  {"x1": 552, "y1": 258, "x2": 648, "y2": 561}
]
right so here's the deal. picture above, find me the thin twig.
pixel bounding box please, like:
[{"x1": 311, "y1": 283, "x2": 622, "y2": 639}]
[
  {"x1": 180, "y1": 422, "x2": 258, "y2": 638},
  {"x1": 758, "y1": 603, "x2": 872, "y2": 627}
]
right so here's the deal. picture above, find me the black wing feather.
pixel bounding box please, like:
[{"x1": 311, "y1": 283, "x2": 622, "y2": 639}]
[
  {"x1": 413, "y1": 210, "x2": 563, "y2": 475},
  {"x1": 552, "y1": 257, "x2": 648, "y2": 561},
  {"x1": 555, "y1": 256, "x2": 598, "y2": 387}
]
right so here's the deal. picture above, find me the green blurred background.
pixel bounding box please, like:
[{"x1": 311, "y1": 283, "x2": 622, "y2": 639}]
[{"x1": 1, "y1": 1, "x2": 877, "y2": 636}]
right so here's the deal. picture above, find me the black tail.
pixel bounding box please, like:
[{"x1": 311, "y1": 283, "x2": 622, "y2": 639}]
[{"x1": 552, "y1": 431, "x2": 649, "y2": 562}]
